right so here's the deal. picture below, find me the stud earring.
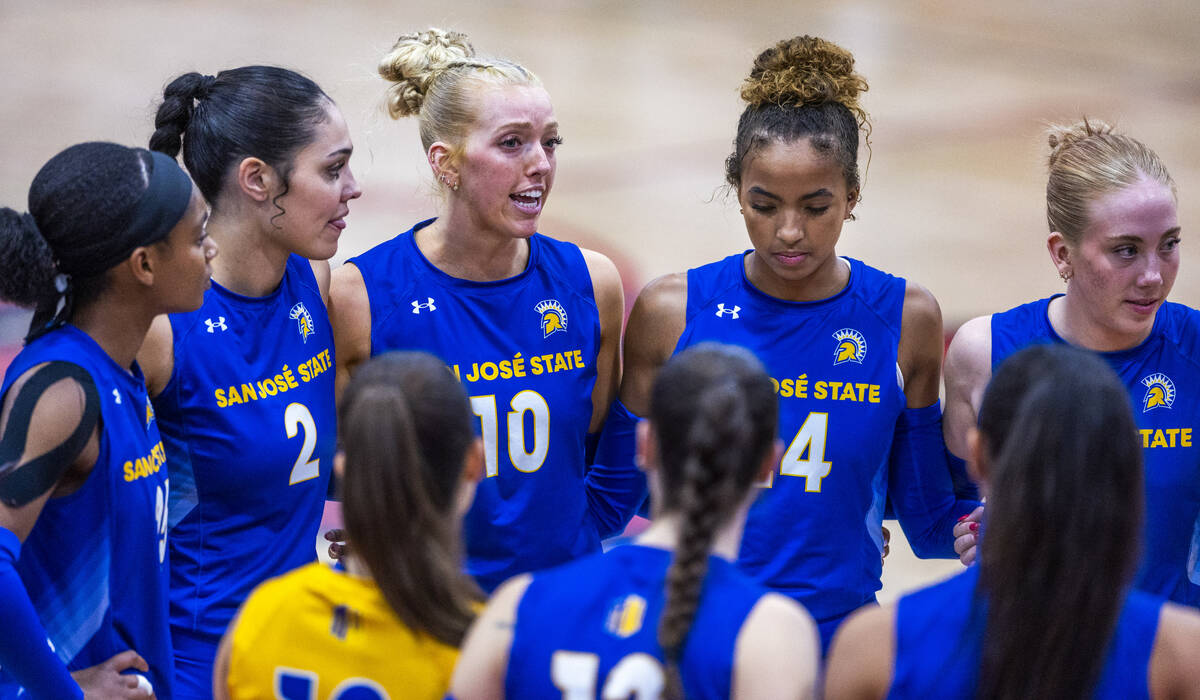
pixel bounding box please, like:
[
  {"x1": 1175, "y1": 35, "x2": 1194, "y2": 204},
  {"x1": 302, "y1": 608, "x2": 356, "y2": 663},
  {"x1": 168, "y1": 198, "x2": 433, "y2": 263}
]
[{"x1": 1059, "y1": 269, "x2": 1072, "y2": 282}]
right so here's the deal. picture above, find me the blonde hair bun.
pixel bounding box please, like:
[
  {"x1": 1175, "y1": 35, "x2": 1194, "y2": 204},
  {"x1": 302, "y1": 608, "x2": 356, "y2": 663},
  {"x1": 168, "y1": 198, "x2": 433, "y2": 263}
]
[
  {"x1": 379, "y1": 28, "x2": 475, "y2": 119},
  {"x1": 1045, "y1": 118, "x2": 1116, "y2": 168},
  {"x1": 740, "y1": 36, "x2": 868, "y2": 124}
]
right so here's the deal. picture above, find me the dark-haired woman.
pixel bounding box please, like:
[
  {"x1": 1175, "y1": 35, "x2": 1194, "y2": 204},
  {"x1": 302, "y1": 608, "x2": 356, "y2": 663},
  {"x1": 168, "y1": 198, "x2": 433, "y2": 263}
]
[
  {"x1": 331, "y1": 29, "x2": 631, "y2": 594},
  {"x1": 138, "y1": 66, "x2": 361, "y2": 697},
  {"x1": 827, "y1": 344, "x2": 1200, "y2": 699},
  {"x1": 211, "y1": 351, "x2": 483, "y2": 700},
  {"x1": 618, "y1": 35, "x2": 976, "y2": 653},
  {"x1": 946, "y1": 122, "x2": 1200, "y2": 611},
  {"x1": 0, "y1": 142, "x2": 215, "y2": 698},
  {"x1": 451, "y1": 343, "x2": 819, "y2": 700}
]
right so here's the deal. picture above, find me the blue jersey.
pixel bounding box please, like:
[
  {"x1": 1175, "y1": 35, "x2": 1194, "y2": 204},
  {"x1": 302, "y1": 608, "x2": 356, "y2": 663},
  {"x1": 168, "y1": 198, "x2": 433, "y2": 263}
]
[
  {"x1": 348, "y1": 220, "x2": 601, "y2": 592},
  {"x1": 991, "y1": 297, "x2": 1200, "y2": 606},
  {"x1": 155, "y1": 255, "x2": 335, "y2": 660},
  {"x1": 0, "y1": 326, "x2": 173, "y2": 697},
  {"x1": 674, "y1": 253, "x2": 907, "y2": 623},
  {"x1": 507, "y1": 544, "x2": 766, "y2": 700},
  {"x1": 889, "y1": 565, "x2": 1160, "y2": 698}
]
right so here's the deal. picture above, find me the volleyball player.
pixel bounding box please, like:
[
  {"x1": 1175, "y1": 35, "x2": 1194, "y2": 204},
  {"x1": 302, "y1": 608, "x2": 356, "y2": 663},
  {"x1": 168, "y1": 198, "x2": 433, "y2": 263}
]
[
  {"x1": 945, "y1": 121, "x2": 1200, "y2": 607},
  {"x1": 214, "y1": 352, "x2": 482, "y2": 700},
  {"x1": 451, "y1": 343, "x2": 818, "y2": 700},
  {"x1": 0, "y1": 141, "x2": 215, "y2": 698},
  {"x1": 330, "y1": 28, "x2": 638, "y2": 593},
  {"x1": 140, "y1": 66, "x2": 361, "y2": 697},
  {"x1": 827, "y1": 344, "x2": 1200, "y2": 699},
  {"x1": 617, "y1": 35, "x2": 976, "y2": 652}
]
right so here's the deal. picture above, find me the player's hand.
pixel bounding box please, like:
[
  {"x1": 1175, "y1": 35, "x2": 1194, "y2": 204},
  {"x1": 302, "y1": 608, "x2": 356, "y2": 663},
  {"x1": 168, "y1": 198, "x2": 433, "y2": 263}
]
[
  {"x1": 324, "y1": 528, "x2": 347, "y2": 560},
  {"x1": 952, "y1": 505, "x2": 984, "y2": 566},
  {"x1": 73, "y1": 650, "x2": 155, "y2": 698},
  {"x1": 881, "y1": 525, "x2": 891, "y2": 565}
]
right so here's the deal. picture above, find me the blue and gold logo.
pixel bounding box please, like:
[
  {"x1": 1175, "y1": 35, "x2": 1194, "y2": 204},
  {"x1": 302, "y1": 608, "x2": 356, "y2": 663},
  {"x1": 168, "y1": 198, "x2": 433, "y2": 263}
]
[
  {"x1": 605, "y1": 594, "x2": 647, "y2": 638},
  {"x1": 1141, "y1": 373, "x2": 1176, "y2": 412},
  {"x1": 535, "y1": 299, "x2": 568, "y2": 338},
  {"x1": 289, "y1": 302, "x2": 314, "y2": 344},
  {"x1": 833, "y1": 328, "x2": 867, "y2": 365}
]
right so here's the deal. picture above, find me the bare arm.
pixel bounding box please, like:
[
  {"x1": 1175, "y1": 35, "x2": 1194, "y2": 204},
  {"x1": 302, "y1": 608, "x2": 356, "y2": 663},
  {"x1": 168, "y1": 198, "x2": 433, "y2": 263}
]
[
  {"x1": 581, "y1": 249, "x2": 625, "y2": 433},
  {"x1": 1150, "y1": 602, "x2": 1200, "y2": 700},
  {"x1": 942, "y1": 315, "x2": 993, "y2": 459},
  {"x1": 732, "y1": 593, "x2": 819, "y2": 700},
  {"x1": 309, "y1": 259, "x2": 332, "y2": 307},
  {"x1": 897, "y1": 282, "x2": 943, "y2": 410},
  {"x1": 449, "y1": 574, "x2": 532, "y2": 700},
  {"x1": 137, "y1": 316, "x2": 175, "y2": 399},
  {"x1": 328, "y1": 263, "x2": 372, "y2": 403},
  {"x1": 824, "y1": 603, "x2": 895, "y2": 700},
  {"x1": 618, "y1": 273, "x2": 688, "y2": 417},
  {"x1": 211, "y1": 614, "x2": 236, "y2": 700}
]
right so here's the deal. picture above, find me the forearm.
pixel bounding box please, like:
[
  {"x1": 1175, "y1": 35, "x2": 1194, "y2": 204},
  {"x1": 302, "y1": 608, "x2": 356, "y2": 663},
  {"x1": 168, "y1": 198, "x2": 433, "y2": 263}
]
[{"x1": 888, "y1": 403, "x2": 981, "y2": 558}]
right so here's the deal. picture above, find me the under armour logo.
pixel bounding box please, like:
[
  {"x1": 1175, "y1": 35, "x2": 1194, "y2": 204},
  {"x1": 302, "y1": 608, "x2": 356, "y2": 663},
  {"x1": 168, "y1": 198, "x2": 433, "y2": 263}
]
[
  {"x1": 411, "y1": 297, "x2": 437, "y2": 314},
  {"x1": 112, "y1": 389, "x2": 122, "y2": 405},
  {"x1": 205, "y1": 317, "x2": 228, "y2": 333},
  {"x1": 715, "y1": 303, "x2": 741, "y2": 319}
]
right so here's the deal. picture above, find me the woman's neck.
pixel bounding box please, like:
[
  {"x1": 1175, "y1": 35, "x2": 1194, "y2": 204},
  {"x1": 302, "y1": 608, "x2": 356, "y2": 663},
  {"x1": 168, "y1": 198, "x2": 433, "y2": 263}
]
[
  {"x1": 206, "y1": 210, "x2": 291, "y2": 297},
  {"x1": 635, "y1": 511, "x2": 747, "y2": 561},
  {"x1": 744, "y1": 252, "x2": 850, "y2": 303},
  {"x1": 417, "y1": 212, "x2": 529, "y2": 282},
  {"x1": 1048, "y1": 292, "x2": 1153, "y2": 352},
  {"x1": 72, "y1": 298, "x2": 154, "y2": 372}
]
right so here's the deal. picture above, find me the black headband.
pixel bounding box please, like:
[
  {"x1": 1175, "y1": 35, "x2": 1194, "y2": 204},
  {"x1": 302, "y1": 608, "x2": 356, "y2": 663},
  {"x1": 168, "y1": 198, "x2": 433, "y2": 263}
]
[{"x1": 57, "y1": 149, "x2": 195, "y2": 278}]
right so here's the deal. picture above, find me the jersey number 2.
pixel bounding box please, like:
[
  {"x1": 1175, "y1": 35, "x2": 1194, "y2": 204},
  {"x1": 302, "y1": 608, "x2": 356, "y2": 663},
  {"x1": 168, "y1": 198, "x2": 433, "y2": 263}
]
[
  {"x1": 285, "y1": 403, "x2": 319, "y2": 485},
  {"x1": 761, "y1": 411, "x2": 832, "y2": 492},
  {"x1": 471, "y1": 390, "x2": 550, "y2": 477},
  {"x1": 552, "y1": 650, "x2": 664, "y2": 699}
]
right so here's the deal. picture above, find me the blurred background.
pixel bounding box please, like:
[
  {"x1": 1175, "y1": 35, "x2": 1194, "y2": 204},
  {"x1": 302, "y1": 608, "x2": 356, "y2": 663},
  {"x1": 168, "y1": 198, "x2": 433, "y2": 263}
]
[{"x1": 2, "y1": 0, "x2": 1198, "y2": 597}]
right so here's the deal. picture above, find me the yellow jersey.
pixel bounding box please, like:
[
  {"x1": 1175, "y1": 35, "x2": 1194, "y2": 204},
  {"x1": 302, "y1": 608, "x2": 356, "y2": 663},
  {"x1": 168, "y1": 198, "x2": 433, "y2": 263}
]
[{"x1": 225, "y1": 562, "x2": 460, "y2": 700}]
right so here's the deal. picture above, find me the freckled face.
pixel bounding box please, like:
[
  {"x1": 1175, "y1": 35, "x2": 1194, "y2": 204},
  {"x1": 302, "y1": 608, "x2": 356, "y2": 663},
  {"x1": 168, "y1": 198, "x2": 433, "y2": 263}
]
[
  {"x1": 1066, "y1": 176, "x2": 1180, "y2": 347},
  {"x1": 272, "y1": 102, "x2": 362, "y2": 260},
  {"x1": 453, "y1": 84, "x2": 560, "y2": 240},
  {"x1": 737, "y1": 138, "x2": 857, "y2": 301},
  {"x1": 156, "y1": 187, "x2": 218, "y2": 312}
]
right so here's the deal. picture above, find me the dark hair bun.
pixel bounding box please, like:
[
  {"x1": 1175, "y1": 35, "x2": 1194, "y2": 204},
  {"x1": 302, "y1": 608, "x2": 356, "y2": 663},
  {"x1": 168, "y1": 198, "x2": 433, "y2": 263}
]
[{"x1": 0, "y1": 208, "x2": 55, "y2": 307}]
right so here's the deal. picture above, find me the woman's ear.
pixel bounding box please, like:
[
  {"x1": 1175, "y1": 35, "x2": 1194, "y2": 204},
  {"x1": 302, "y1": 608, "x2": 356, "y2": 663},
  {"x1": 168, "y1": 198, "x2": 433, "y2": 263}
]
[
  {"x1": 235, "y1": 156, "x2": 275, "y2": 203},
  {"x1": 428, "y1": 142, "x2": 459, "y2": 189},
  {"x1": 1047, "y1": 231, "x2": 1073, "y2": 282}
]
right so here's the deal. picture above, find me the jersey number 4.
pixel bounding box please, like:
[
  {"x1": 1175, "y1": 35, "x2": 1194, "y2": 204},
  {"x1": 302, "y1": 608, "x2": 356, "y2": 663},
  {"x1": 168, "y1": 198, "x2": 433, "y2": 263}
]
[
  {"x1": 759, "y1": 411, "x2": 832, "y2": 492},
  {"x1": 471, "y1": 391, "x2": 550, "y2": 477}
]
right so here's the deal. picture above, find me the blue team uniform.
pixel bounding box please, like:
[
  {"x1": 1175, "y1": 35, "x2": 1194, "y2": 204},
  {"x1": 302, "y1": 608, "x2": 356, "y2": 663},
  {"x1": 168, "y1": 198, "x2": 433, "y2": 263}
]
[
  {"x1": 889, "y1": 565, "x2": 1160, "y2": 698},
  {"x1": 674, "y1": 253, "x2": 962, "y2": 645},
  {"x1": 0, "y1": 326, "x2": 173, "y2": 698},
  {"x1": 991, "y1": 296, "x2": 1200, "y2": 607},
  {"x1": 154, "y1": 255, "x2": 335, "y2": 695},
  {"x1": 506, "y1": 544, "x2": 767, "y2": 699},
  {"x1": 348, "y1": 220, "x2": 602, "y2": 592}
]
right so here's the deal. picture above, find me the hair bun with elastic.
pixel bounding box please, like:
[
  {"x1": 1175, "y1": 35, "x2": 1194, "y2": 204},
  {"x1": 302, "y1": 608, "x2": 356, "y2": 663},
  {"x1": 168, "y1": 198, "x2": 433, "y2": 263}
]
[
  {"x1": 379, "y1": 28, "x2": 475, "y2": 119},
  {"x1": 1046, "y1": 118, "x2": 1116, "y2": 168},
  {"x1": 740, "y1": 35, "x2": 868, "y2": 117}
]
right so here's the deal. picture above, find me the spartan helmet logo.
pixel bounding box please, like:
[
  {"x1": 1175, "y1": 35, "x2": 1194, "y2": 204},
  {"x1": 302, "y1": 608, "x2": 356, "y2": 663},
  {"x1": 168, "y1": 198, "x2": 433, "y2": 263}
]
[
  {"x1": 1141, "y1": 373, "x2": 1176, "y2": 412},
  {"x1": 535, "y1": 299, "x2": 568, "y2": 338},
  {"x1": 605, "y1": 594, "x2": 647, "y2": 639},
  {"x1": 832, "y1": 328, "x2": 867, "y2": 365},
  {"x1": 289, "y1": 303, "x2": 314, "y2": 343}
]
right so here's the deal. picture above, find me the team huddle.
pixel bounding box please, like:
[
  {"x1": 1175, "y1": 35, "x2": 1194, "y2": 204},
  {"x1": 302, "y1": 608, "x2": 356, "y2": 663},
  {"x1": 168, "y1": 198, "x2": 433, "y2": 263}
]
[{"x1": 1, "y1": 27, "x2": 1198, "y2": 700}]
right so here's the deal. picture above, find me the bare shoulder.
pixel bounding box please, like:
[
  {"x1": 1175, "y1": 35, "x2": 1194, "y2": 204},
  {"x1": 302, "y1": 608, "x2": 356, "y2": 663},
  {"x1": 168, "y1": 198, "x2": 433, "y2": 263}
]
[
  {"x1": 309, "y1": 259, "x2": 332, "y2": 304},
  {"x1": 619, "y1": 273, "x2": 688, "y2": 414},
  {"x1": 138, "y1": 315, "x2": 175, "y2": 398},
  {"x1": 733, "y1": 593, "x2": 819, "y2": 700},
  {"x1": 580, "y1": 248, "x2": 624, "y2": 309},
  {"x1": 1151, "y1": 602, "x2": 1200, "y2": 699},
  {"x1": 824, "y1": 603, "x2": 895, "y2": 700},
  {"x1": 450, "y1": 574, "x2": 533, "y2": 700},
  {"x1": 943, "y1": 315, "x2": 993, "y2": 382},
  {"x1": 900, "y1": 280, "x2": 943, "y2": 335}
]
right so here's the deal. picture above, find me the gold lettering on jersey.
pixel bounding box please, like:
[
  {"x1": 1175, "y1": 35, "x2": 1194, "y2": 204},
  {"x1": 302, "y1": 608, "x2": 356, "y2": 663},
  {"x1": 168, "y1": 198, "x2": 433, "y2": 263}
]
[
  {"x1": 451, "y1": 349, "x2": 586, "y2": 384},
  {"x1": 768, "y1": 373, "x2": 882, "y2": 404},
  {"x1": 1139, "y1": 428, "x2": 1193, "y2": 449},
  {"x1": 123, "y1": 441, "x2": 167, "y2": 482},
  {"x1": 214, "y1": 348, "x2": 332, "y2": 408}
]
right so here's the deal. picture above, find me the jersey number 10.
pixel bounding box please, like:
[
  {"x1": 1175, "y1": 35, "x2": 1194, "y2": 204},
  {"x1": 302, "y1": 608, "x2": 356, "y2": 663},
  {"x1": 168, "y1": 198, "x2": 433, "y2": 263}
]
[{"x1": 471, "y1": 391, "x2": 551, "y2": 477}]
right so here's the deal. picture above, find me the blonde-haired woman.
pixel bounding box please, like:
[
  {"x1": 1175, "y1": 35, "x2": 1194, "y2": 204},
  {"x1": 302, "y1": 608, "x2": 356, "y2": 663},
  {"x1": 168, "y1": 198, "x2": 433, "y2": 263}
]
[
  {"x1": 616, "y1": 35, "x2": 976, "y2": 653},
  {"x1": 946, "y1": 120, "x2": 1200, "y2": 609},
  {"x1": 330, "y1": 29, "x2": 634, "y2": 593}
]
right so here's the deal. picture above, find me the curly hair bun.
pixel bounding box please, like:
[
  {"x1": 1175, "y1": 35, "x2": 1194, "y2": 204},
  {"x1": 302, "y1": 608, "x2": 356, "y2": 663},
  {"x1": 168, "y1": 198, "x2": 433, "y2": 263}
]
[
  {"x1": 379, "y1": 28, "x2": 475, "y2": 119},
  {"x1": 740, "y1": 35, "x2": 869, "y2": 125},
  {"x1": 1046, "y1": 118, "x2": 1116, "y2": 168},
  {"x1": 0, "y1": 208, "x2": 55, "y2": 307}
]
